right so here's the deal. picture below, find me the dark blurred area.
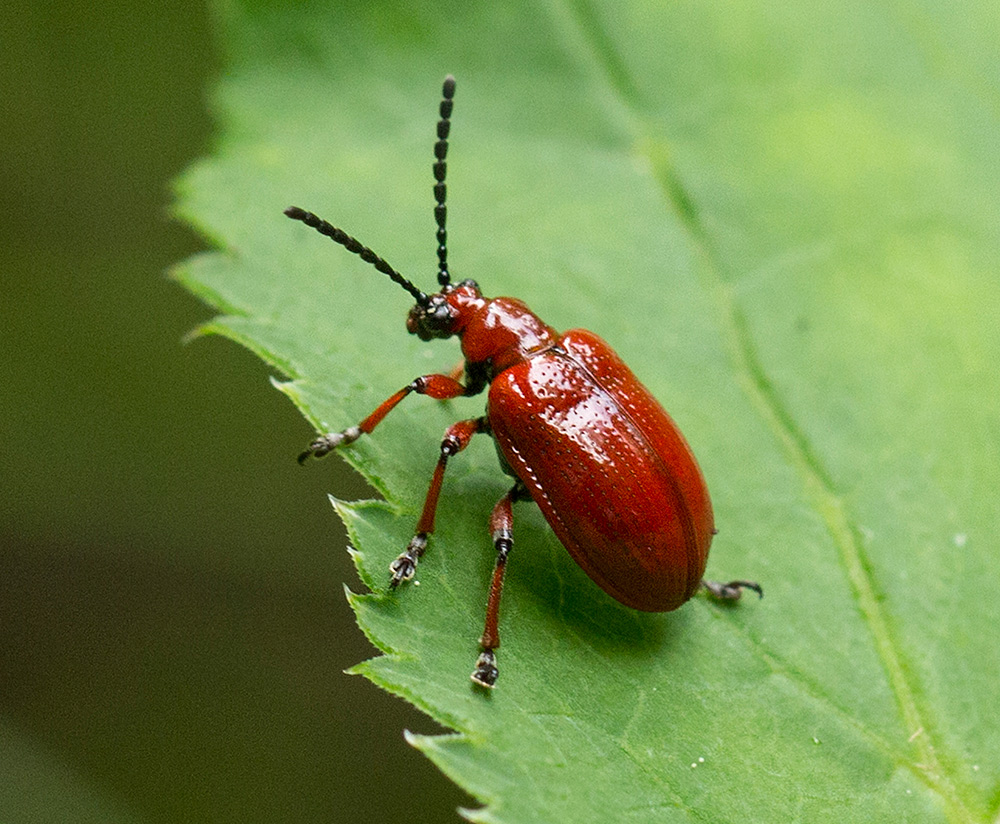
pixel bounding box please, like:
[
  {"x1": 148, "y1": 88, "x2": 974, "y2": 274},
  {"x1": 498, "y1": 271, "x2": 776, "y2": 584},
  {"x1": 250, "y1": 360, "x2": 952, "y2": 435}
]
[{"x1": 0, "y1": 1, "x2": 466, "y2": 821}]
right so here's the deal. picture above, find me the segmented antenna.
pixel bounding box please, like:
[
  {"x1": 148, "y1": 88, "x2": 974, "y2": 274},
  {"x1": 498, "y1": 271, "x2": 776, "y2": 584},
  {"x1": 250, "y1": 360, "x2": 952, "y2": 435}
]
[
  {"x1": 434, "y1": 75, "x2": 456, "y2": 287},
  {"x1": 283, "y1": 206, "x2": 428, "y2": 305}
]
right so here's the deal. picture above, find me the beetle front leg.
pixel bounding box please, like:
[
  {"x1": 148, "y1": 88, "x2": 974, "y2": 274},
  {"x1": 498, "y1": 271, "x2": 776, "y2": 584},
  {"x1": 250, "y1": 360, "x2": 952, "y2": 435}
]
[
  {"x1": 299, "y1": 373, "x2": 471, "y2": 463},
  {"x1": 471, "y1": 481, "x2": 528, "y2": 689},
  {"x1": 389, "y1": 416, "x2": 489, "y2": 588}
]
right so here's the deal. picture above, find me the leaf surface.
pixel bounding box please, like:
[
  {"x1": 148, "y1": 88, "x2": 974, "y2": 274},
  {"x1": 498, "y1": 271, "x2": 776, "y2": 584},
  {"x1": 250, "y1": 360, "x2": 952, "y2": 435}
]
[{"x1": 175, "y1": 2, "x2": 1000, "y2": 821}]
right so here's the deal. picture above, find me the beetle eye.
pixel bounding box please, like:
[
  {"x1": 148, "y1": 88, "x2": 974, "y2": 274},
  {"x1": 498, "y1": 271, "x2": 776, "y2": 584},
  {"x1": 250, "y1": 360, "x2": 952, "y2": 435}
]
[
  {"x1": 431, "y1": 302, "x2": 452, "y2": 323},
  {"x1": 406, "y1": 295, "x2": 456, "y2": 341}
]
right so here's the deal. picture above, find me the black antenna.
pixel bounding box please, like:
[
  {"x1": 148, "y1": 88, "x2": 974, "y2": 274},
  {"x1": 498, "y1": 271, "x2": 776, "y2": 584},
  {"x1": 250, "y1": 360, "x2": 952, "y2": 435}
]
[
  {"x1": 434, "y1": 75, "x2": 456, "y2": 287},
  {"x1": 283, "y1": 206, "x2": 428, "y2": 305}
]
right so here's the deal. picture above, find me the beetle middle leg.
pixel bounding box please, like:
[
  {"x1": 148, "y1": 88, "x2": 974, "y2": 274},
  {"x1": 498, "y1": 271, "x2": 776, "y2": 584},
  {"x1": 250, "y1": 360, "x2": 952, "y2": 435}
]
[
  {"x1": 389, "y1": 416, "x2": 489, "y2": 587},
  {"x1": 471, "y1": 480, "x2": 529, "y2": 689}
]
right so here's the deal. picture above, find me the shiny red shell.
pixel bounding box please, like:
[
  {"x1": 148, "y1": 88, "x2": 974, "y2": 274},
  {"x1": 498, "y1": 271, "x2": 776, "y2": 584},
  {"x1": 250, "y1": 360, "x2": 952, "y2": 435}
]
[
  {"x1": 489, "y1": 329, "x2": 713, "y2": 611},
  {"x1": 438, "y1": 285, "x2": 714, "y2": 612}
]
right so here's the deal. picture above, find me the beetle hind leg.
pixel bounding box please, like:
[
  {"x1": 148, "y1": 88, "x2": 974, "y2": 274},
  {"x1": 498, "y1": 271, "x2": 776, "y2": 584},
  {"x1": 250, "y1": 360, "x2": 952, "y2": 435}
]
[
  {"x1": 471, "y1": 481, "x2": 529, "y2": 689},
  {"x1": 700, "y1": 579, "x2": 764, "y2": 602}
]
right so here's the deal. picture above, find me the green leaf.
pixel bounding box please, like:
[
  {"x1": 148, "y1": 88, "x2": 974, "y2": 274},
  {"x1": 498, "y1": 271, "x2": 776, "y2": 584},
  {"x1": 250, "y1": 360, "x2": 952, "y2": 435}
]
[{"x1": 174, "y1": 2, "x2": 1000, "y2": 821}]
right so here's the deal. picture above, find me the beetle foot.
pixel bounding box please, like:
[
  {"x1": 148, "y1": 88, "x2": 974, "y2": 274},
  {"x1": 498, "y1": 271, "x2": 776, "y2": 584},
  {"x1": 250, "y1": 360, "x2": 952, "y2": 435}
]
[
  {"x1": 701, "y1": 579, "x2": 763, "y2": 602},
  {"x1": 471, "y1": 649, "x2": 498, "y2": 689},
  {"x1": 389, "y1": 533, "x2": 428, "y2": 588},
  {"x1": 298, "y1": 426, "x2": 363, "y2": 464}
]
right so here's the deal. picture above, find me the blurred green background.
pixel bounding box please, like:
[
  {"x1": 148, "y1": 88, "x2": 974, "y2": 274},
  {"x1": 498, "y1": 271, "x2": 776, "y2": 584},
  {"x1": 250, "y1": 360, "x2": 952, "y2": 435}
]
[{"x1": 0, "y1": 1, "x2": 468, "y2": 821}]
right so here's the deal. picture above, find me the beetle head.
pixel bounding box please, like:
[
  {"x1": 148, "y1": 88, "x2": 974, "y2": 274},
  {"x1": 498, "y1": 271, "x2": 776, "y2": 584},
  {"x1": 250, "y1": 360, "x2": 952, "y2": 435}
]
[{"x1": 407, "y1": 279, "x2": 483, "y2": 341}]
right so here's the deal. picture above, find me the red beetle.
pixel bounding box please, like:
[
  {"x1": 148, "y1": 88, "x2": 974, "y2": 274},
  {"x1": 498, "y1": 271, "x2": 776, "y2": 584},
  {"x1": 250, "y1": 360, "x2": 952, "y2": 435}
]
[{"x1": 288, "y1": 76, "x2": 760, "y2": 688}]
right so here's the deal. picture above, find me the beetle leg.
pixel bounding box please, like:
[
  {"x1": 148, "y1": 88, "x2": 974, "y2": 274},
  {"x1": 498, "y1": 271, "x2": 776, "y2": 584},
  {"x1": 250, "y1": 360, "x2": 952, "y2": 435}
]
[
  {"x1": 471, "y1": 481, "x2": 528, "y2": 689},
  {"x1": 298, "y1": 373, "x2": 473, "y2": 463},
  {"x1": 700, "y1": 579, "x2": 764, "y2": 601},
  {"x1": 389, "y1": 416, "x2": 488, "y2": 587},
  {"x1": 446, "y1": 360, "x2": 465, "y2": 382}
]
